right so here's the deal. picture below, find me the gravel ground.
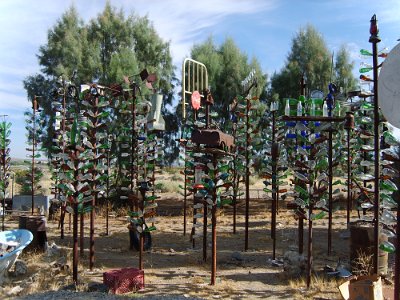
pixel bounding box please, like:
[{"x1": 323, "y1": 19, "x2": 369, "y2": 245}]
[{"x1": 14, "y1": 291, "x2": 201, "y2": 300}]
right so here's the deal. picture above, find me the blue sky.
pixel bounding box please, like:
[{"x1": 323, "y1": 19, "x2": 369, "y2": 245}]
[{"x1": 1, "y1": 0, "x2": 400, "y2": 158}]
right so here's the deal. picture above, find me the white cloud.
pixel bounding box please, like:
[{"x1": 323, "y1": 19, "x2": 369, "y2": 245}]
[{"x1": 0, "y1": 90, "x2": 30, "y2": 110}]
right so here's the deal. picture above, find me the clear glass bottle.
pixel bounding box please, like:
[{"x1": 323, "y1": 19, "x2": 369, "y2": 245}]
[
  {"x1": 284, "y1": 99, "x2": 290, "y2": 116},
  {"x1": 310, "y1": 101, "x2": 316, "y2": 116},
  {"x1": 323, "y1": 101, "x2": 328, "y2": 117},
  {"x1": 297, "y1": 100, "x2": 303, "y2": 116}
]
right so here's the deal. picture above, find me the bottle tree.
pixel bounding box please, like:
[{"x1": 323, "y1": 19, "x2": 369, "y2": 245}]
[
  {"x1": 188, "y1": 88, "x2": 234, "y2": 285},
  {"x1": 228, "y1": 98, "x2": 245, "y2": 234},
  {"x1": 0, "y1": 117, "x2": 11, "y2": 230},
  {"x1": 80, "y1": 83, "x2": 112, "y2": 270},
  {"x1": 261, "y1": 98, "x2": 290, "y2": 260},
  {"x1": 51, "y1": 73, "x2": 78, "y2": 238},
  {"x1": 350, "y1": 25, "x2": 396, "y2": 275},
  {"x1": 56, "y1": 92, "x2": 85, "y2": 283},
  {"x1": 24, "y1": 96, "x2": 45, "y2": 214}
]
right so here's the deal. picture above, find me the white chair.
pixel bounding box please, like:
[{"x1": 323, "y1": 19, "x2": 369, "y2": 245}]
[{"x1": 0, "y1": 229, "x2": 33, "y2": 283}]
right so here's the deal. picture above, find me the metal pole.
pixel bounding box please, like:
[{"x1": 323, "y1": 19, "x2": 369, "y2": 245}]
[
  {"x1": 139, "y1": 187, "x2": 145, "y2": 270},
  {"x1": 60, "y1": 88, "x2": 67, "y2": 239},
  {"x1": 89, "y1": 94, "x2": 99, "y2": 270},
  {"x1": 72, "y1": 147, "x2": 80, "y2": 284},
  {"x1": 73, "y1": 200, "x2": 79, "y2": 283},
  {"x1": 346, "y1": 127, "x2": 351, "y2": 224},
  {"x1": 183, "y1": 142, "x2": 187, "y2": 236},
  {"x1": 307, "y1": 204, "x2": 313, "y2": 288},
  {"x1": 80, "y1": 212, "x2": 84, "y2": 257},
  {"x1": 328, "y1": 129, "x2": 333, "y2": 255},
  {"x1": 203, "y1": 198, "x2": 207, "y2": 262},
  {"x1": 369, "y1": 14, "x2": 381, "y2": 274},
  {"x1": 31, "y1": 98, "x2": 36, "y2": 215},
  {"x1": 232, "y1": 125, "x2": 237, "y2": 234},
  {"x1": 271, "y1": 111, "x2": 277, "y2": 259},
  {"x1": 106, "y1": 150, "x2": 110, "y2": 236},
  {"x1": 211, "y1": 154, "x2": 217, "y2": 285},
  {"x1": 244, "y1": 98, "x2": 250, "y2": 251}
]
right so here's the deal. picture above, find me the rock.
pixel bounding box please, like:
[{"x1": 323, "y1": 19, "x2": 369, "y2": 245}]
[
  {"x1": 46, "y1": 242, "x2": 61, "y2": 257},
  {"x1": 169, "y1": 248, "x2": 175, "y2": 253},
  {"x1": 50, "y1": 256, "x2": 69, "y2": 272},
  {"x1": 6, "y1": 285, "x2": 23, "y2": 296},
  {"x1": 231, "y1": 251, "x2": 243, "y2": 261},
  {"x1": 12, "y1": 260, "x2": 28, "y2": 276},
  {"x1": 283, "y1": 250, "x2": 306, "y2": 277}
]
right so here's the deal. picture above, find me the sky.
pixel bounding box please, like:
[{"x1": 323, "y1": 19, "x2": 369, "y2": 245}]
[{"x1": 1, "y1": 0, "x2": 400, "y2": 158}]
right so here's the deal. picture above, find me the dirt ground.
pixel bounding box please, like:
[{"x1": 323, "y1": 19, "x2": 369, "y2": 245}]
[{"x1": 0, "y1": 193, "x2": 396, "y2": 300}]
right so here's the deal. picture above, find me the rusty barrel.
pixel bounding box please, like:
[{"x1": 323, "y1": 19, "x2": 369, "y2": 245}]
[
  {"x1": 19, "y1": 215, "x2": 47, "y2": 251},
  {"x1": 350, "y1": 221, "x2": 388, "y2": 275}
]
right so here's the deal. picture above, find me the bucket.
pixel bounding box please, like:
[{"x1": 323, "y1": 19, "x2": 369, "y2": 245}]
[
  {"x1": 19, "y1": 215, "x2": 47, "y2": 251},
  {"x1": 350, "y1": 221, "x2": 388, "y2": 275}
]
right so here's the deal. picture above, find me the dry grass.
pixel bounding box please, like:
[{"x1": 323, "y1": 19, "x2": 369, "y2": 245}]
[
  {"x1": 288, "y1": 275, "x2": 342, "y2": 300},
  {"x1": 352, "y1": 250, "x2": 373, "y2": 276}
]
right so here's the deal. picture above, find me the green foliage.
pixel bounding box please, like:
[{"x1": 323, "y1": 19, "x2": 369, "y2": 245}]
[
  {"x1": 23, "y1": 3, "x2": 174, "y2": 159},
  {"x1": 271, "y1": 24, "x2": 356, "y2": 98},
  {"x1": 190, "y1": 36, "x2": 268, "y2": 129},
  {"x1": 334, "y1": 45, "x2": 357, "y2": 93},
  {"x1": 15, "y1": 169, "x2": 43, "y2": 195}
]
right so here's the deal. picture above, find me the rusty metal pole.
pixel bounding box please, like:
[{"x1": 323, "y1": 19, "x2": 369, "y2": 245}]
[
  {"x1": 271, "y1": 147, "x2": 277, "y2": 259},
  {"x1": 106, "y1": 149, "x2": 110, "y2": 236},
  {"x1": 369, "y1": 14, "x2": 381, "y2": 274},
  {"x1": 271, "y1": 109, "x2": 277, "y2": 259},
  {"x1": 211, "y1": 154, "x2": 217, "y2": 285},
  {"x1": 328, "y1": 128, "x2": 333, "y2": 255},
  {"x1": 130, "y1": 85, "x2": 137, "y2": 211},
  {"x1": 89, "y1": 93, "x2": 99, "y2": 270},
  {"x1": 80, "y1": 212, "x2": 84, "y2": 257},
  {"x1": 73, "y1": 200, "x2": 79, "y2": 283},
  {"x1": 31, "y1": 97, "x2": 37, "y2": 215},
  {"x1": 244, "y1": 98, "x2": 250, "y2": 251},
  {"x1": 183, "y1": 140, "x2": 187, "y2": 236},
  {"x1": 203, "y1": 197, "x2": 207, "y2": 262},
  {"x1": 307, "y1": 204, "x2": 313, "y2": 288},
  {"x1": 232, "y1": 124, "x2": 237, "y2": 234},
  {"x1": 139, "y1": 186, "x2": 145, "y2": 270},
  {"x1": 72, "y1": 146, "x2": 80, "y2": 284},
  {"x1": 345, "y1": 112, "x2": 354, "y2": 224},
  {"x1": 60, "y1": 89, "x2": 67, "y2": 239}
]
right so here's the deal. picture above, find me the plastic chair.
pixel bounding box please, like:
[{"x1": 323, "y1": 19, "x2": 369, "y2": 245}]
[{"x1": 0, "y1": 229, "x2": 33, "y2": 282}]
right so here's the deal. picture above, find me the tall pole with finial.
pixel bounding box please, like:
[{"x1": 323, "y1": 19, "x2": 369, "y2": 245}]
[{"x1": 369, "y1": 14, "x2": 381, "y2": 275}]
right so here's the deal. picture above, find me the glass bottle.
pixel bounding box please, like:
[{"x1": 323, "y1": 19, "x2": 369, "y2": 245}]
[
  {"x1": 284, "y1": 99, "x2": 290, "y2": 116},
  {"x1": 310, "y1": 101, "x2": 316, "y2": 116},
  {"x1": 297, "y1": 100, "x2": 303, "y2": 116},
  {"x1": 323, "y1": 101, "x2": 328, "y2": 117}
]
